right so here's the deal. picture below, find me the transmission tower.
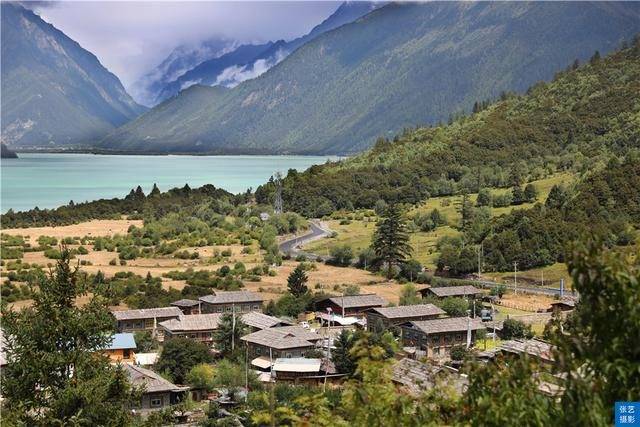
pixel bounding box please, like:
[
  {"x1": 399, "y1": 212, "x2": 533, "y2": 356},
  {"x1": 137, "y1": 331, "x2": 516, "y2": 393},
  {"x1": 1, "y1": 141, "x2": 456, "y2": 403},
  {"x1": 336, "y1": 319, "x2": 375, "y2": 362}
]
[{"x1": 274, "y1": 172, "x2": 283, "y2": 214}]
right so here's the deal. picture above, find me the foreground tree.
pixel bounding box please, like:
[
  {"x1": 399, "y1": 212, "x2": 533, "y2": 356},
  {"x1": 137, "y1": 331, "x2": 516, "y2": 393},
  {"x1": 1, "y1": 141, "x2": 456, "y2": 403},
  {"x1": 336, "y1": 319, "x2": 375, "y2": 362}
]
[
  {"x1": 372, "y1": 204, "x2": 413, "y2": 279},
  {"x1": 214, "y1": 312, "x2": 249, "y2": 359},
  {"x1": 156, "y1": 337, "x2": 214, "y2": 383},
  {"x1": 0, "y1": 250, "x2": 134, "y2": 425},
  {"x1": 287, "y1": 264, "x2": 309, "y2": 297}
]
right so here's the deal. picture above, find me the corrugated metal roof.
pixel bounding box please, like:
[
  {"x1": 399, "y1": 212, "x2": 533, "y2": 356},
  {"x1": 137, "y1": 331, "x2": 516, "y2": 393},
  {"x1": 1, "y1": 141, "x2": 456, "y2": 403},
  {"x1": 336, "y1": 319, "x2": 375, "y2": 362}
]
[
  {"x1": 273, "y1": 358, "x2": 322, "y2": 373},
  {"x1": 407, "y1": 317, "x2": 485, "y2": 334},
  {"x1": 112, "y1": 307, "x2": 182, "y2": 321},
  {"x1": 425, "y1": 286, "x2": 484, "y2": 297},
  {"x1": 199, "y1": 291, "x2": 264, "y2": 305},
  {"x1": 105, "y1": 333, "x2": 137, "y2": 350},
  {"x1": 369, "y1": 304, "x2": 445, "y2": 319}
]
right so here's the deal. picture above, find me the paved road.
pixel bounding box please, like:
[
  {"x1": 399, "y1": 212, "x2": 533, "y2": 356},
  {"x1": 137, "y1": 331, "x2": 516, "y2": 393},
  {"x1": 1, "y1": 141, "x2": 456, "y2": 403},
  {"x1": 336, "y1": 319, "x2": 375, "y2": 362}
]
[{"x1": 279, "y1": 220, "x2": 332, "y2": 260}]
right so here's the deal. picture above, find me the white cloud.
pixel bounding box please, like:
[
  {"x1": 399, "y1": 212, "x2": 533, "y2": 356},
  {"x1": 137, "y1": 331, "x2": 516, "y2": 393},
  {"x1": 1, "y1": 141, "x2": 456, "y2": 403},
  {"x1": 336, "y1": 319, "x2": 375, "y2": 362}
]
[{"x1": 215, "y1": 48, "x2": 289, "y2": 88}]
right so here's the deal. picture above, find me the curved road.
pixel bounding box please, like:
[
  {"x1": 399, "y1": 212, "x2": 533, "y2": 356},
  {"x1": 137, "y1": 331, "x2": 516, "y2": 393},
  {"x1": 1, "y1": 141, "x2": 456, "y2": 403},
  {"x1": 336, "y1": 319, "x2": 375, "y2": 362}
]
[{"x1": 279, "y1": 220, "x2": 332, "y2": 260}]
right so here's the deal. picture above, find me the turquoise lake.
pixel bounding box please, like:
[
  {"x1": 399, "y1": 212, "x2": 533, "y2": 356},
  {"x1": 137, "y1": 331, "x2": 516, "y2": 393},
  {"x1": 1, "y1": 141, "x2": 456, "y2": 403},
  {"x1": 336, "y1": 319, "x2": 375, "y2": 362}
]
[{"x1": 1, "y1": 153, "x2": 336, "y2": 213}]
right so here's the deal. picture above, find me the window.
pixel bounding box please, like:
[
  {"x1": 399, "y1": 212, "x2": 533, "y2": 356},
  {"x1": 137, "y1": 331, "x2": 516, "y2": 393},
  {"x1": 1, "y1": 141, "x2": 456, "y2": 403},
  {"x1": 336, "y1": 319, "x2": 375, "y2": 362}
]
[
  {"x1": 150, "y1": 397, "x2": 162, "y2": 408},
  {"x1": 216, "y1": 306, "x2": 223, "y2": 313},
  {"x1": 256, "y1": 347, "x2": 261, "y2": 355},
  {"x1": 456, "y1": 334, "x2": 463, "y2": 341},
  {"x1": 123, "y1": 349, "x2": 130, "y2": 358},
  {"x1": 433, "y1": 347, "x2": 440, "y2": 355},
  {"x1": 225, "y1": 306, "x2": 232, "y2": 312},
  {"x1": 445, "y1": 335, "x2": 452, "y2": 344},
  {"x1": 253, "y1": 305, "x2": 260, "y2": 310},
  {"x1": 286, "y1": 353, "x2": 292, "y2": 358},
  {"x1": 431, "y1": 336, "x2": 440, "y2": 344}
]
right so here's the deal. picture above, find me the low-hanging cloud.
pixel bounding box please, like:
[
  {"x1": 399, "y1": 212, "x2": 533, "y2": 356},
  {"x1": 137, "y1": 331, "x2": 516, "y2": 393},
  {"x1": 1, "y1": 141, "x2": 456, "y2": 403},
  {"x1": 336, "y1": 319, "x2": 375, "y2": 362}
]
[
  {"x1": 28, "y1": 1, "x2": 340, "y2": 89},
  {"x1": 215, "y1": 49, "x2": 289, "y2": 88}
]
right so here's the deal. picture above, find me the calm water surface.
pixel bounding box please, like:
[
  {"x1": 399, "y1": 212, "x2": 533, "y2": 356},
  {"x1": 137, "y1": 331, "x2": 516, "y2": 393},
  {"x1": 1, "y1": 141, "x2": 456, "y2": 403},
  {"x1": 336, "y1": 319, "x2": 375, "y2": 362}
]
[{"x1": 1, "y1": 153, "x2": 336, "y2": 212}]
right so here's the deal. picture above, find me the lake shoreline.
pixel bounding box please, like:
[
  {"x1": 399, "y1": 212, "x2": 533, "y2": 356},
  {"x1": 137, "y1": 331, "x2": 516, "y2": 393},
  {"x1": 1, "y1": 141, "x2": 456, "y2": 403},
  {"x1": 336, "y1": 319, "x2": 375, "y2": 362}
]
[{"x1": 7, "y1": 147, "x2": 353, "y2": 157}]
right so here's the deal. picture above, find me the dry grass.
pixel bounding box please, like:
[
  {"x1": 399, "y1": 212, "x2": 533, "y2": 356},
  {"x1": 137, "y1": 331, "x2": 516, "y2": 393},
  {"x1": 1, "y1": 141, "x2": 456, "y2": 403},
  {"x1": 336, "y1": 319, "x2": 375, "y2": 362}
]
[{"x1": 2, "y1": 219, "x2": 143, "y2": 242}]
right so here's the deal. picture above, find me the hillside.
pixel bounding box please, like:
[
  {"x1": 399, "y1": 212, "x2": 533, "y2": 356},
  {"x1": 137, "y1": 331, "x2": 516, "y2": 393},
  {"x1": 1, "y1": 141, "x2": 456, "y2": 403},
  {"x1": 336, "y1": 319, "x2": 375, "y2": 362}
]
[
  {"x1": 0, "y1": 3, "x2": 146, "y2": 148},
  {"x1": 100, "y1": 2, "x2": 640, "y2": 155},
  {"x1": 257, "y1": 41, "x2": 640, "y2": 217}
]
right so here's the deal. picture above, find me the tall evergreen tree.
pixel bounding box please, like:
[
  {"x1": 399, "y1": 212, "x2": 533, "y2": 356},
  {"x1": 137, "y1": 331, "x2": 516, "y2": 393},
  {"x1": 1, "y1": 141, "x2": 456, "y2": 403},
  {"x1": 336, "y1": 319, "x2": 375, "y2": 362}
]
[
  {"x1": 0, "y1": 250, "x2": 134, "y2": 425},
  {"x1": 372, "y1": 204, "x2": 413, "y2": 279},
  {"x1": 287, "y1": 264, "x2": 309, "y2": 297},
  {"x1": 213, "y1": 313, "x2": 248, "y2": 359}
]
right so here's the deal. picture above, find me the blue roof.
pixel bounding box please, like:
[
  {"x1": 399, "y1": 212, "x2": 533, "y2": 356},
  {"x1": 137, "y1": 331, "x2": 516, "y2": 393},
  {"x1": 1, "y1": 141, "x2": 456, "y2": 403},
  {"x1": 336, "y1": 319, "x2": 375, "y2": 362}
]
[{"x1": 106, "y1": 333, "x2": 137, "y2": 350}]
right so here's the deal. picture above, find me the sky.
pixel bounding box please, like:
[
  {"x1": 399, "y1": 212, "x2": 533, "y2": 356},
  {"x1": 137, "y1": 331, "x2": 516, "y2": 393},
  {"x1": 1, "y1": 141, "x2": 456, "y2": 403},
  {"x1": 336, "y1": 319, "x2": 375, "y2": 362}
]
[{"x1": 28, "y1": 1, "x2": 341, "y2": 89}]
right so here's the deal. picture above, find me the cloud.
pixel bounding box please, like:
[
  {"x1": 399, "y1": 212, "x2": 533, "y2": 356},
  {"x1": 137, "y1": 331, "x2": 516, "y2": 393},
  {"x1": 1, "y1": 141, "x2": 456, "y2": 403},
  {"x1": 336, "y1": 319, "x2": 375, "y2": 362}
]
[
  {"x1": 30, "y1": 1, "x2": 341, "y2": 88},
  {"x1": 215, "y1": 49, "x2": 289, "y2": 88}
]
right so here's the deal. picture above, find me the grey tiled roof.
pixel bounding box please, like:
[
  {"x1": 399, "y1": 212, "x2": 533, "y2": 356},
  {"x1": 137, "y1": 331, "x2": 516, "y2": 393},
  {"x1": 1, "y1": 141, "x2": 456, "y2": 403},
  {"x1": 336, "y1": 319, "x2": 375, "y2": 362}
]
[
  {"x1": 241, "y1": 326, "x2": 320, "y2": 349},
  {"x1": 159, "y1": 314, "x2": 223, "y2": 333},
  {"x1": 499, "y1": 339, "x2": 555, "y2": 362},
  {"x1": 241, "y1": 312, "x2": 289, "y2": 330},
  {"x1": 369, "y1": 304, "x2": 445, "y2": 319},
  {"x1": 123, "y1": 364, "x2": 189, "y2": 393},
  {"x1": 199, "y1": 291, "x2": 264, "y2": 305},
  {"x1": 112, "y1": 307, "x2": 182, "y2": 321},
  {"x1": 391, "y1": 358, "x2": 463, "y2": 395},
  {"x1": 407, "y1": 317, "x2": 485, "y2": 334},
  {"x1": 322, "y1": 294, "x2": 388, "y2": 309},
  {"x1": 170, "y1": 299, "x2": 199, "y2": 307},
  {"x1": 425, "y1": 286, "x2": 484, "y2": 297}
]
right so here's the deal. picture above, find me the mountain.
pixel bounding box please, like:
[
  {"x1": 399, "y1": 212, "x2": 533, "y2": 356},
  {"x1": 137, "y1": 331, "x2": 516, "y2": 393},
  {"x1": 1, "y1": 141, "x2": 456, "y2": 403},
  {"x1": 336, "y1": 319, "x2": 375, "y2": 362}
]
[
  {"x1": 129, "y1": 37, "x2": 235, "y2": 107},
  {"x1": 1, "y1": 3, "x2": 146, "y2": 148},
  {"x1": 100, "y1": 1, "x2": 640, "y2": 155},
  {"x1": 255, "y1": 40, "x2": 640, "y2": 218},
  {"x1": 152, "y1": 1, "x2": 380, "y2": 104}
]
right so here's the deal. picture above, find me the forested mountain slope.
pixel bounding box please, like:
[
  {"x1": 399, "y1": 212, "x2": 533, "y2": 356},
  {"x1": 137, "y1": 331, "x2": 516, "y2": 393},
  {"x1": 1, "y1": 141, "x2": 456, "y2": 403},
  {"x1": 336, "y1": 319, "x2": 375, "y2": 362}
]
[
  {"x1": 100, "y1": 2, "x2": 640, "y2": 154},
  {"x1": 1, "y1": 3, "x2": 146, "y2": 147},
  {"x1": 255, "y1": 41, "x2": 640, "y2": 217}
]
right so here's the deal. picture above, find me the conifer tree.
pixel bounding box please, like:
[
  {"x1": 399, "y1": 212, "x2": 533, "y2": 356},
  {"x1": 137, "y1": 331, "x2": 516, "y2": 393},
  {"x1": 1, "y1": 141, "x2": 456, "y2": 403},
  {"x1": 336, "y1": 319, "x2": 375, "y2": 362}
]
[
  {"x1": 287, "y1": 264, "x2": 309, "y2": 297},
  {"x1": 372, "y1": 204, "x2": 413, "y2": 279}
]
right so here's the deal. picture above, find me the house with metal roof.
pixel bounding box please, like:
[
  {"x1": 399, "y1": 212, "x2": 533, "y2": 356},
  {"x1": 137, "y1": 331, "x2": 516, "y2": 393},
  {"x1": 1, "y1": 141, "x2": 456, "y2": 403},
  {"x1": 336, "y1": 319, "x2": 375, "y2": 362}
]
[
  {"x1": 199, "y1": 291, "x2": 264, "y2": 314},
  {"x1": 111, "y1": 307, "x2": 182, "y2": 335},
  {"x1": 124, "y1": 364, "x2": 189, "y2": 411},
  {"x1": 242, "y1": 326, "x2": 322, "y2": 363},
  {"x1": 315, "y1": 294, "x2": 388, "y2": 317},
  {"x1": 103, "y1": 333, "x2": 137, "y2": 363},
  {"x1": 401, "y1": 317, "x2": 485, "y2": 360},
  {"x1": 365, "y1": 304, "x2": 446, "y2": 332},
  {"x1": 420, "y1": 285, "x2": 484, "y2": 299}
]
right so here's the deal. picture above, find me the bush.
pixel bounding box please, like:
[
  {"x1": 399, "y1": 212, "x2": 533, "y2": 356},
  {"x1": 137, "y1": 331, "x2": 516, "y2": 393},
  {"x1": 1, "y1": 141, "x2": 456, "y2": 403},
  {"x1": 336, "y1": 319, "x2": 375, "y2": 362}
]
[
  {"x1": 450, "y1": 344, "x2": 468, "y2": 361},
  {"x1": 327, "y1": 245, "x2": 354, "y2": 267},
  {"x1": 501, "y1": 319, "x2": 533, "y2": 340},
  {"x1": 185, "y1": 363, "x2": 216, "y2": 392},
  {"x1": 490, "y1": 284, "x2": 507, "y2": 298},
  {"x1": 156, "y1": 338, "x2": 214, "y2": 384},
  {"x1": 440, "y1": 297, "x2": 469, "y2": 317}
]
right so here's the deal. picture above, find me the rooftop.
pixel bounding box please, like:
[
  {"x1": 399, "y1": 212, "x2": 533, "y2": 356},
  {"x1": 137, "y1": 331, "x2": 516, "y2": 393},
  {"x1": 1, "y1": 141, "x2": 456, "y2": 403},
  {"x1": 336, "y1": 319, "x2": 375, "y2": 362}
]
[
  {"x1": 159, "y1": 314, "x2": 223, "y2": 332},
  {"x1": 105, "y1": 333, "x2": 137, "y2": 351},
  {"x1": 424, "y1": 286, "x2": 484, "y2": 298},
  {"x1": 242, "y1": 312, "x2": 290, "y2": 330},
  {"x1": 112, "y1": 307, "x2": 182, "y2": 321},
  {"x1": 406, "y1": 317, "x2": 485, "y2": 334},
  {"x1": 368, "y1": 304, "x2": 445, "y2": 319},
  {"x1": 241, "y1": 326, "x2": 320, "y2": 349},
  {"x1": 123, "y1": 364, "x2": 189, "y2": 393},
  {"x1": 391, "y1": 357, "x2": 464, "y2": 395},
  {"x1": 170, "y1": 299, "x2": 199, "y2": 307},
  {"x1": 320, "y1": 294, "x2": 388, "y2": 309},
  {"x1": 199, "y1": 291, "x2": 264, "y2": 305},
  {"x1": 273, "y1": 357, "x2": 322, "y2": 373},
  {"x1": 499, "y1": 339, "x2": 555, "y2": 362}
]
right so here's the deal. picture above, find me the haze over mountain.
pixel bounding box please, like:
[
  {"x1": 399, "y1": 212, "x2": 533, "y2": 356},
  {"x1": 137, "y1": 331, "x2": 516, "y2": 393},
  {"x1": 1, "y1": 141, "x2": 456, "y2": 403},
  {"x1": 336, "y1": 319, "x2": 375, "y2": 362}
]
[
  {"x1": 151, "y1": 1, "x2": 380, "y2": 105},
  {"x1": 130, "y1": 38, "x2": 236, "y2": 107},
  {"x1": 100, "y1": 1, "x2": 640, "y2": 155},
  {"x1": 1, "y1": 3, "x2": 146, "y2": 148}
]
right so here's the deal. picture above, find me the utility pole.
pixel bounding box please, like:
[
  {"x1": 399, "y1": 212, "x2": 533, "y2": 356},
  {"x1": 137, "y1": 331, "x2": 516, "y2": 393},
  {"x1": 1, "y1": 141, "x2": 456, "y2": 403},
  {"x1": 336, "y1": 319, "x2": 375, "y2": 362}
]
[
  {"x1": 274, "y1": 172, "x2": 283, "y2": 214},
  {"x1": 232, "y1": 303, "x2": 236, "y2": 352},
  {"x1": 513, "y1": 261, "x2": 518, "y2": 294},
  {"x1": 477, "y1": 243, "x2": 483, "y2": 280},
  {"x1": 541, "y1": 270, "x2": 544, "y2": 288}
]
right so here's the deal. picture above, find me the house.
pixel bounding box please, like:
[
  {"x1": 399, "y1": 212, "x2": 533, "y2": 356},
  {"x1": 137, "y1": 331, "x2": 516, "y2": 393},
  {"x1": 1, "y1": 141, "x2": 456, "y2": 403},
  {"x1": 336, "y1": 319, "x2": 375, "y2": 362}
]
[
  {"x1": 199, "y1": 291, "x2": 264, "y2": 314},
  {"x1": 242, "y1": 326, "x2": 322, "y2": 363},
  {"x1": 112, "y1": 307, "x2": 182, "y2": 335},
  {"x1": 498, "y1": 338, "x2": 555, "y2": 365},
  {"x1": 391, "y1": 357, "x2": 467, "y2": 396},
  {"x1": 159, "y1": 314, "x2": 223, "y2": 343},
  {"x1": 420, "y1": 285, "x2": 484, "y2": 300},
  {"x1": 315, "y1": 294, "x2": 388, "y2": 317},
  {"x1": 548, "y1": 299, "x2": 576, "y2": 312},
  {"x1": 272, "y1": 358, "x2": 339, "y2": 384},
  {"x1": 104, "y1": 333, "x2": 137, "y2": 363},
  {"x1": 366, "y1": 304, "x2": 446, "y2": 332},
  {"x1": 170, "y1": 299, "x2": 200, "y2": 315},
  {"x1": 401, "y1": 317, "x2": 485, "y2": 359},
  {"x1": 159, "y1": 312, "x2": 289, "y2": 343},
  {"x1": 124, "y1": 364, "x2": 189, "y2": 411}
]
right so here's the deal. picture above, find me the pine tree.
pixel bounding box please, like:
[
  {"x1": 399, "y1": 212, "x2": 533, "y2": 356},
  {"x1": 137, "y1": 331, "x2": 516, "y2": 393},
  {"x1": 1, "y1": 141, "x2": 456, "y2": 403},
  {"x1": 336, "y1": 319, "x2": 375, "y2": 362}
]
[
  {"x1": 372, "y1": 204, "x2": 413, "y2": 279},
  {"x1": 213, "y1": 313, "x2": 248, "y2": 359},
  {"x1": 0, "y1": 250, "x2": 135, "y2": 425},
  {"x1": 149, "y1": 183, "x2": 161, "y2": 197},
  {"x1": 287, "y1": 264, "x2": 309, "y2": 297}
]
